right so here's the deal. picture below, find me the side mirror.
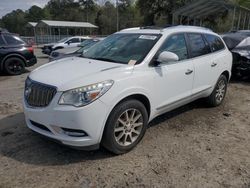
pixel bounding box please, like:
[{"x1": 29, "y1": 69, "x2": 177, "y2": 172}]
[
  {"x1": 157, "y1": 51, "x2": 179, "y2": 64},
  {"x1": 66, "y1": 41, "x2": 71, "y2": 45}
]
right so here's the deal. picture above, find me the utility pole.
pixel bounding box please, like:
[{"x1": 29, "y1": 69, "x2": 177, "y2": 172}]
[{"x1": 116, "y1": 0, "x2": 119, "y2": 31}]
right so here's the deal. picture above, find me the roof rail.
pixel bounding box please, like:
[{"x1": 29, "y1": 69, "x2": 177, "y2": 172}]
[
  {"x1": 0, "y1": 28, "x2": 9, "y2": 33},
  {"x1": 120, "y1": 27, "x2": 140, "y2": 31},
  {"x1": 140, "y1": 26, "x2": 164, "y2": 30},
  {"x1": 121, "y1": 25, "x2": 213, "y2": 32},
  {"x1": 165, "y1": 25, "x2": 213, "y2": 32}
]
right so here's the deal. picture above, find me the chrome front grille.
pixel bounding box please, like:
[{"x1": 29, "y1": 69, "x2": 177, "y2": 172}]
[{"x1": 25, "y1": 78, "x2": 57, "y2": 107}]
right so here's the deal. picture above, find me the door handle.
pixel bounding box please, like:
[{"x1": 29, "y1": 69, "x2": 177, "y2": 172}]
[
  {"x1": 185, "y1": 69, "x2": 193, "y2": 75},
  {"x1": 211, "y1": 62, "x2": 217, "y2": 67}
]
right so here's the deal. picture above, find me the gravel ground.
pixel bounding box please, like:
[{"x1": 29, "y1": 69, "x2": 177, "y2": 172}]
[{"x1": 0, "y1": 49, "x2": 250, "y2": 188}]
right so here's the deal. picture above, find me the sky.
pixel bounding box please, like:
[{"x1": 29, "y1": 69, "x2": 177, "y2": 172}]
[{"x1": 0, "y1": 0, "x2": 50, "y2": 18}]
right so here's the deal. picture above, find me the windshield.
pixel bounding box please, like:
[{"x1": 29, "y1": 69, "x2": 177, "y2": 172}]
[
  {"x1": 77, "y1": 41, "x2": 99, "y2": 53},
  {"x1": 58, "y1": 37, "x2": 69, "y2": 43},
  {"x1": 83, "y1": 33, "x2": 161, "y2": 64},
  {"x1": 79, "y1": 39, "x2": 94, "y2": 47}
]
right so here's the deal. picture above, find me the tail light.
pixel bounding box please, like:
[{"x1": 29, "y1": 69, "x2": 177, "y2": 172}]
[{"x1": 27, "y1": 47, "x2": 33, "y2": 53}]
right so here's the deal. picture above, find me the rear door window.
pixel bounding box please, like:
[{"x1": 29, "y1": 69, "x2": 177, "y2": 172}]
[
  {"x1": 68, "y1": 38, "x2": 80, "y2": 43},
  {"x1": 3, "y1": 34, "x2": 25, "y2": 45},
  {"x1": 187, "y1": 33, "x2": 210, "y2": 58},
  {"x1": 204, "y1": 34, "x2": 225, "y2": 52}
]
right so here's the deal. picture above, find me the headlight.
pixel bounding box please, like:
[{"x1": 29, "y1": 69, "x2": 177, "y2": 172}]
[{"x1": 58, "y1": 80, "x2": 114, "y2": 107}]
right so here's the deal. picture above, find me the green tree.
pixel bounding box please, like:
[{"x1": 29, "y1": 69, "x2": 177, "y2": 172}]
[
  {"x1": 136, "y1": 0, "x2": 191, "y2": 26},
  {"x1": 118, "y1": 0, "x2": 140, "y2": 29},
  {"x1": 1, "y1": 9, "x2": 26, "y2": 35},
  {"x1": 79, "y1": 0, "x2": 97, "y2": 22},
  {"x1": 45, "y1": 0, "x2": 82, "y2": 21},
  {"x1": 95, "y1": 1, "x2": 117, "y2": 34},
  {"x1": 25, "y1": 5, "x2": 47, "y2": 22},
  {"x1": 231, "y1": 0, "x2": 250, "y2": 7}
]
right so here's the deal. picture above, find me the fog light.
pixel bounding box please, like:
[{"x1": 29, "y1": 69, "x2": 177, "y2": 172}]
[{"x1": 61, "y1": 128, "x2": 87, "y2": 137}]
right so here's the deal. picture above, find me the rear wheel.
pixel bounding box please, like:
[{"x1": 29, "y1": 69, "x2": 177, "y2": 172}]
[
  {"x1": 4, "y1": 57, "x2": 25, "y2": 75},
  {"x1": 102, "y1": 100, "x2": 148, "y2": 154},
  {"x1": 206, "y1": 75, "x2": 228, "y2": 107}
]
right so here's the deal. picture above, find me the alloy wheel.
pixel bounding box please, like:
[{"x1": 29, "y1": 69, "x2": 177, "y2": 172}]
[
  {"x1": 215, "y1": 79, "x2": 226, "y2": 103},
  {"x1": 114, "y1": 108, "x2": 143, "y2": 147},
  {"x1": 8, "y1": 61, "x2": 23, "y2": 74}
]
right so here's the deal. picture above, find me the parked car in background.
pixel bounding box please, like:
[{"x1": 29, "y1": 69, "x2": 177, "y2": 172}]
[
  {"x1": 24, "y1": 26, "x2": 232, "y2": 154},
  {"x1": 49, "y1": 38, "x2": 104, "y2": 62},
  {"x1": 41, "y1": 36, "x2": 90, "y2": 55},
  {"x1": 222, "y1": 31, "x2": 250, "y2": 78},
  {"x1": 0, "y1": 30, "x2": 37, "y2": 75}
]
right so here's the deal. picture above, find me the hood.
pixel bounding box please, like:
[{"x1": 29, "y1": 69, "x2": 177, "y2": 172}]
[
  {"x1": 49, "y1": 53, "x2": 80, "y2": 62},
  {"x1": 223, "y1": 33, "x2": 250, "y2": 59},
  {"x1": 223, "y1": 33, "x2": 248, "y2": 50},
  {"x1": 56, "y1": 47, "x2": 80, "y2": 54},
  {"x1": 29, "y1": 57, "x2": 133, "y2": 91}
]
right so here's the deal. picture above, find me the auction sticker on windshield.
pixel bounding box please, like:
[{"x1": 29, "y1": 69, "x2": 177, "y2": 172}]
[
  {"x1": 128, "y1": 60, "x2": 137, "y2": 65},
  {"x1": 139, "y1": 35, "x2": 158, "y2": 40}
]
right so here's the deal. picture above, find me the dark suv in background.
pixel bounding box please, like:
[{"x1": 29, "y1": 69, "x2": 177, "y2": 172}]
[{"x1": 0, "y1": 30, "x2": 37, "y2": 75}]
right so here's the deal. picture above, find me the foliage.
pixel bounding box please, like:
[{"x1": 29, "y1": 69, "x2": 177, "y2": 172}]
[
  {"x1": 1, "y1": 9, "x2": 27, "y2": 34},
  {"x1": 1, "y1": 0, "x2": 250, "y2": 35}
]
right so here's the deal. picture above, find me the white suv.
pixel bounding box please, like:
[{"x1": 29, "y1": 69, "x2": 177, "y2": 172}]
[
  {"x1": 52, "y1": 36, "x2": 90, "y2": 50},
  {"x1": 23, "y1": 26, "x2": 232, "y2": 154}
]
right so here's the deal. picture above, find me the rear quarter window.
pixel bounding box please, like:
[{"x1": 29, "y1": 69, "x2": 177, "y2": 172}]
[
  {"x1": 68, "y1": 38, "x2": 80, "y2": 43},
  {"x1": 3, "y1": 34, "x2": 25, "y2": 45},
  {"x1": 0, "y1": 35, "x2": 5, "y2": 46},
  {"x1": 204, "y1": 34, "x2": 225, "y2": 52}
]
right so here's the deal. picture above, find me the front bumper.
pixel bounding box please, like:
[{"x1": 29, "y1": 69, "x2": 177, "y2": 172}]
[
  {"x1": 42, "y1": 46, "x2": 53, "y2": 55},
  {"x1": 23, "y1": 93, "x2": 110, "y2": 149},
  {"x1": 25, "y1": 57, "x2": 37, "y2": 67}
]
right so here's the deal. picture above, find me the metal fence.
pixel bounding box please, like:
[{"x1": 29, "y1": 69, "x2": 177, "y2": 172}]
[
  {"x1": 21, "y1": 35, "x2": 107, "y2": 45},
  {"x1": 21, "y1": 35, "x2": 72, "y2": 45},
  {"x1": 20, "y1": 36, "x2": 36, "y2": 45}
]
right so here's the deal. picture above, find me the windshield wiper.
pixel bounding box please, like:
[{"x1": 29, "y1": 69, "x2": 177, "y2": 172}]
[
  {"x1": 79, "y1": 56, "x2": 124, "y2": 64},
  {"x1": 79, "y1": 54, "x2": 86, "y2": 58},
  {"x1": 91, "y1": 57, "x2": 119, "y2": 63},
  {"x1": 92, "y1": 57, "x2": 117, "y2": 63}
]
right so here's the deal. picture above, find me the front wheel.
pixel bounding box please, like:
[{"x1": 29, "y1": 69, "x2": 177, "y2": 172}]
[
  {"x1": 206, "y1": 75, "x2": 228, "y2": 107},
  {"x1": 102, "y1": 100, "x2": 148, "y2": 154}
]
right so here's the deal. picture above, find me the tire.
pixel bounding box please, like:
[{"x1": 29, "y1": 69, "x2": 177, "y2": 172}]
[
  {"x1": 206, "y1": 74, "x2": 228, "y2": 107},
  {"x1": 4, "y1": 57, "x2": 25, "y2": 75},
  {"x1": 102, "y1": 99, "x2": 148, "y2": 154}
]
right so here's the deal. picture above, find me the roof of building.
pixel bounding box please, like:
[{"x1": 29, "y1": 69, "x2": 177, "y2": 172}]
[
  {"x1": 36, "y1": 20, "x2": 98, "y2": 28},
  {"x1": 173, "y1": 0, "x2": 250, "y2": 19},
  {"x1": 26, "y1": 22, "x2": 38, "y2": 27}
]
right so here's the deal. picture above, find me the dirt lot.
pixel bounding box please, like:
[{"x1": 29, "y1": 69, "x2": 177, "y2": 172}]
[{"x1": 0, "y1": 49, "x2": 250, "y2": 188}]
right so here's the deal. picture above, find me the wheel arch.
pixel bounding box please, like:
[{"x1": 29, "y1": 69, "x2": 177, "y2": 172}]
[
  {"x1": 1, "y1": 53, "x2": 26, "y2": 70},
  {"x1": 221, "y1": 70, "x2": 230, "y2": 82},
  {"x1": 99, "y1": 93, "x2": 151, "y2": 143},
  {"x1": 114, "y1": 94, "x2": 151, "y2": 118}
]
